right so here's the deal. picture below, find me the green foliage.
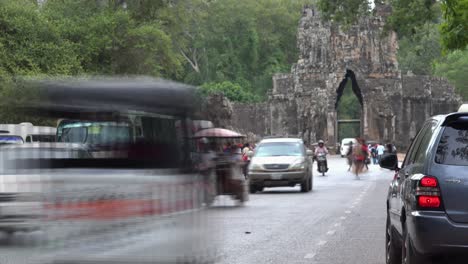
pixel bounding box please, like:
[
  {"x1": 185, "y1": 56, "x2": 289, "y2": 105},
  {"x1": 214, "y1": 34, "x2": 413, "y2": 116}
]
[
  {"x1": 397, "y1": 23, "x2": 442, "y2": 75},
  {"x1": 433, "y1": 47, "x2": 468, "y2": 100},
  {"x1": 440, "y1": 0, "x2": 468, "y2": 52},
  {"x1": 174, "y1": 0, "x2": 311, "y2": 97},
  {"x1": 317, "y1": 0, "x2": 371, "y2": 25},
  {"x1": 0, "y1": 0, "x2": 82, "y2": 77},
  {"x1": 316, "y1": 0, "x2": 467, "y2": 52},
  {"x1": 42, "y1": 0, "x2": 182, "y2": 77},
  {"x1": 337, "y1": 81, "x2": 362, "y2": 140},
  {"x1": 199, "y1": 81, "x2": 261, "y2": 103},
  {"x1": 337, "y1": 81, "x2": 361, "y2": 120},
  {"x1": 387, "y1": 0, "x2": 441, "y2": 38}
]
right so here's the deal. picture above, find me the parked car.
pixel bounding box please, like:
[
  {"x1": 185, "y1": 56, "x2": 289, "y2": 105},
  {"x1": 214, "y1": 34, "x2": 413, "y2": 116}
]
[
  {"x1": 248, "y1": 138, "x2": 313, "y2": 193},
  {"x1": 340, "y1": 138, "x2": 357, "y2": 157},
  {"x1": 0, "y1": 143, "x2": 91, "y2": 235},
  {"x1": 381, "y1": 106, "x2": 468, "y2": 263}
]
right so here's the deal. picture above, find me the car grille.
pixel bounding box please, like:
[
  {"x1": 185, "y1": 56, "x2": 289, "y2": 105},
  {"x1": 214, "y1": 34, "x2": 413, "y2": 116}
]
[
  {"x1": 263, "y1": 164, "x2": 290, "y2": 170},
  {"x1": 0, "y1": 193, "x2": 17, "y2": 202}
]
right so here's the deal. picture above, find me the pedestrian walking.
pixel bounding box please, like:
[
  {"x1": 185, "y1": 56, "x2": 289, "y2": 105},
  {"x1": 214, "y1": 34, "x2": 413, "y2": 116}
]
[
  {"x1": 370, "y1": 144, "x2": 378, "y2": 164},
  {"x1": 346, "y1": 141, "x2": 354, "y2": 171},
  {"x1": 242, "y1": 143, "x2": 252, "y2": 178},
  {"x1": 376, "y1": 143, "x2": 385, "y2": 163},
  {"x1": 352, "y1": 138, "x2": 368, "y2": 179}
]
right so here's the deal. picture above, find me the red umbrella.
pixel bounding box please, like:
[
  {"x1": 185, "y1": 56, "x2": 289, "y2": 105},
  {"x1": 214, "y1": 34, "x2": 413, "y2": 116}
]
[{"x1": 192, "y1": 128, "x2": 245, "y2": 139}]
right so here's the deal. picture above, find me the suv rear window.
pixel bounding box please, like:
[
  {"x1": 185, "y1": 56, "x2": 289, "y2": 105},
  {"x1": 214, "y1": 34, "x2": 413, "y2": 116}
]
[{"x1": 435, "y1": 119, "x2": 468, "y2": 166}]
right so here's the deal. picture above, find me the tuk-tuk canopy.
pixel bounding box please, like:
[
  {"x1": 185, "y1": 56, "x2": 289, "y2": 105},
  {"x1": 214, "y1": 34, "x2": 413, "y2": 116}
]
[
  {"x1": 21, "y1": 77, "x2": 199, "y2": 118},
  {"x1": 192, "y1": 128, "x2": 245, "y2": 139}
]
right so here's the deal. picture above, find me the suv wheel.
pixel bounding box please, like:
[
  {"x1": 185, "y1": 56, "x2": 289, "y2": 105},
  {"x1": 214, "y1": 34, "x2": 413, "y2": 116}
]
[
  {"x1": 386, "y1": 215, "x2": 401, "y2": 264},
  {"x1": 402, "y1": 225, "x2": 425, "y2": 264},
  {"x1": 249, "y1": 185, "x2": 257, "y2": 194},
  {"x1": 308, "y1": 175, "x2": 313, "y2": 191},
  {"x1": 301, "y1": 177, "x2": 309, "y2": 193}
]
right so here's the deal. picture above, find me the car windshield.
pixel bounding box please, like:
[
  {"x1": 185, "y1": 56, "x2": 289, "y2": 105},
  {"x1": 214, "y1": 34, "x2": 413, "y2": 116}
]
[
  {"x1": 255, "y1": 142, "x2": 303, "y2": 157},
  {"x1": 58, "y1": 122, "x2": 131, "y2": 145},
  {"x1": 435, "y1": 120, "x2": 468, "y2": 166}
]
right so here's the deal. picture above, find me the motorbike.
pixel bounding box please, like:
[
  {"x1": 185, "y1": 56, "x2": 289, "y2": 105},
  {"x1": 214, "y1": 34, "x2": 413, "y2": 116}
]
[{"x1": 316, "y1": 153, "x2": 328, "y2": 176}]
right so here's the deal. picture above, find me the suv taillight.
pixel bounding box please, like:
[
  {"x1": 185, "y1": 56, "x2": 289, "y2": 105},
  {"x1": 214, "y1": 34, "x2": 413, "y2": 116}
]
[{"x1": 416, "y1": 176, "x2": 441, "y2": 209}]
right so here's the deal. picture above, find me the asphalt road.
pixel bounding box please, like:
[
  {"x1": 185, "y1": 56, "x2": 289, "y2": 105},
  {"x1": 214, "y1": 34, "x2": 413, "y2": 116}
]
[
  {"x1": 209, "y1": 155, "x2": 392, "y2": 264},
  {"x1": 1, "y1": 156, "x2": 464, "y2": 263}
]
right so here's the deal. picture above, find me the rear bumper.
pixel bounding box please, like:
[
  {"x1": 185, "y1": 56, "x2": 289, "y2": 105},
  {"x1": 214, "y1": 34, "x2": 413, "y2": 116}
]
[
  {"x1": 408, "y1": 211, "x2": 468, "y2": 255},
  {"x1": 248, "y1": 171, "x2": 307, "y2": 187}
]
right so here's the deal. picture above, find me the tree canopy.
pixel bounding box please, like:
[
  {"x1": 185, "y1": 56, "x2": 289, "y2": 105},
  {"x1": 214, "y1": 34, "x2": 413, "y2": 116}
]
[
  {"x1": 0, "y1": 0, "x2": 466, "y2": 109},
  {"x1": 0, "y1": 0, "x2": 311, "y2": 105}
]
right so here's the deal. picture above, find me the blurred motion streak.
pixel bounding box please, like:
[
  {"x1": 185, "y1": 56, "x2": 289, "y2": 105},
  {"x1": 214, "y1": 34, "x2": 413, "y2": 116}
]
[{"x1": 0, "y1": 77, "x2": 218, "y2": 264}]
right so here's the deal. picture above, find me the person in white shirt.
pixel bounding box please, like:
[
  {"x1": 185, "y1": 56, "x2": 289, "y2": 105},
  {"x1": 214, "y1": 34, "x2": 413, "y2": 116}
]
[{"x1": 376, "y1": 144, "x2": 385, "y2": 163}]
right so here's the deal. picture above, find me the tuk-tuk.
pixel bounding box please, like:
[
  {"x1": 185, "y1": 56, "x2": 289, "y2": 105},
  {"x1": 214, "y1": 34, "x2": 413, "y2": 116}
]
[
  {"x1": 11, "y1": 77, "x2": 217, "y2": 263},
  {"x1": 193, "y1": 128, "x2": 249, "y2": 205}
]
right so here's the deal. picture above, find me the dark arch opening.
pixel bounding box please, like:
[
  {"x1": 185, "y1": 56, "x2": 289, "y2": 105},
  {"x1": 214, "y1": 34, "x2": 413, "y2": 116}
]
[
  {"x1": 334, "y1": 69, "x2": 364, "y2": 109},
  {"x1": 335, "y1": 69, "x2": 363, "y2": 142}
]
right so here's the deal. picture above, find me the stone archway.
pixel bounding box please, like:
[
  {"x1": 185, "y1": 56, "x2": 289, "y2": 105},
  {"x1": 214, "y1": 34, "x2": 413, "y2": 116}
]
[{"x1": 334, "y1": 69, "x2": 364, "y2": 144}]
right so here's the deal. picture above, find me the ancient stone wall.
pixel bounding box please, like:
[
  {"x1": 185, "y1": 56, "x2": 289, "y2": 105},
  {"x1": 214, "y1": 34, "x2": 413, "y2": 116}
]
[
  {"x1": 266, "y1": 4, "x2": 461, "y2": 149},
  {"x1": 202, "y1": 4, "x2": 462, "y2": 150}
]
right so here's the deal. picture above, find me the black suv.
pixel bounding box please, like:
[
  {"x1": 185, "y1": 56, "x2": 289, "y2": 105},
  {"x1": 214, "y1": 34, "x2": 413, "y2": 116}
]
[{"x1": 381, "y1": 111, "x2": 468, "y2": 264}]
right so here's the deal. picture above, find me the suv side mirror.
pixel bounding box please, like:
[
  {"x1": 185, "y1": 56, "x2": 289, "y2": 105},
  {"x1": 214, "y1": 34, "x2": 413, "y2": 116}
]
[
  {"x1": 247, "y1": 150, "x2": 254, "y2": 158},
  {"x1": 379, "y1": 154, "x2": 399, "y2": 171},
  {"x1": 306, "y1": 149, "x2": 313, "y2": 156}
]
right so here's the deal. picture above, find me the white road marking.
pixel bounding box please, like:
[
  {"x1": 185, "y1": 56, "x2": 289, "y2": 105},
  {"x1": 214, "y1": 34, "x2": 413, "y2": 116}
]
[
  {"x1": 351, "y1": 205, "x2": 355, "y2": 209},
  {"x1": 327, "y1": 230, "x2": 336, "y2": 235},
  {"x1": 345, "y1": 210, "x2": 351, "y2": 214},
  {"x1": 304, "y1": 253, "x2": 316, "y2": 259},
  {"x1": 334, "y1": 223, "x2": 341, "y2": 227},
  {"x1": 340, "y1": 216, "x2": 347, "y2": 220}
]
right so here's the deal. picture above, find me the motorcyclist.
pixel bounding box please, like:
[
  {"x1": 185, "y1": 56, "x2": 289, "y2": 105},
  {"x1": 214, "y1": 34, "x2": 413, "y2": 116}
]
[{"x1": 314, "y1": 140, "x2": 329, "y2": 172}]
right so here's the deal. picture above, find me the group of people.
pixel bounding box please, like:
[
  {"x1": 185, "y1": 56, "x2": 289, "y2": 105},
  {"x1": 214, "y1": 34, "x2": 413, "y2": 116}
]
[
  {"x1": 369, "y1": 143, "x2": 396, "y2": 165},
  {"x1": 345, "y1": 138, "x2": 397, "y2": 179},
  {"x1": 223, "y1": 142, "x2": 255, "y2": 176}
]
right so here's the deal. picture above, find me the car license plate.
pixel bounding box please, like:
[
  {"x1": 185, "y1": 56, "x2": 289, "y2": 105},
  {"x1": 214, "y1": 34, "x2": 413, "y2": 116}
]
[{"x1": 271, "y1": 173, "x2": 283, "y2": 180}]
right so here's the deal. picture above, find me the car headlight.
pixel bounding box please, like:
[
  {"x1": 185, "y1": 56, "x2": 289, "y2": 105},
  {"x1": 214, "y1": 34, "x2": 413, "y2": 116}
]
[
  {"x1": 249, "y1": 163, "x2": 264, "y2": 172},
  {"x1": 290, "y1": 159, "x2": 306, "y2": 170}
]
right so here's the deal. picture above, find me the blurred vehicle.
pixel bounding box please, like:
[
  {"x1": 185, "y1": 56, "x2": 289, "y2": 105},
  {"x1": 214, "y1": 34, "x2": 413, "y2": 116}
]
[
  {"x1": 340, "y1": 138, "x2": 357, "y2": 157},
  {"x1": 0, "y1": 143, "x2": 90, "y2": 236},
  {"x1": 192, "y1": 128, "x2": 249, "y2": 205},
  {"x1": 248, "y1": 138, "x2": 313, "y2": 193},
  {"x1": 381, "y1": 107, "x2": 468, "y2": 263},
  {"x1": 15, "y1": 77, "x2": 217, "y2": 263},
  {"x1": 0, "y1": 135, "x2": 24, "y2": 145},
  {"x1": 0, "y1": 123, "x2": 56, "y2": 143}
]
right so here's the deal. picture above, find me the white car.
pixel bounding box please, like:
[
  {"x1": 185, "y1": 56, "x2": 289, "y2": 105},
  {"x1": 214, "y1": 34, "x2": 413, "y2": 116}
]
[{"x1": 340, "y1": 138, "x2": 357, "y2": 157}]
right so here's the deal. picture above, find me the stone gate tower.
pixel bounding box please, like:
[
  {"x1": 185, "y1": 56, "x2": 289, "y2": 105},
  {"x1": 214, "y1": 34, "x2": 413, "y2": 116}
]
[{"x1": 269, "y1": 4, "x2": 461, "y2": 149}]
